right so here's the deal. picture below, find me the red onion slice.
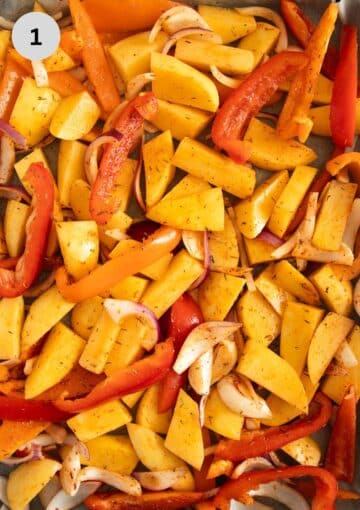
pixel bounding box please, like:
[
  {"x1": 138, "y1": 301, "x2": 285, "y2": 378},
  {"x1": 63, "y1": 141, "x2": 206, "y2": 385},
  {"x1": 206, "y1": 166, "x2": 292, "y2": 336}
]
[
  {"x1": 24, "y1": 271, "x2": 56, "y2": 298},
  {"x1": 0, "y1": 120, "x2": 27, "y2": 149},
  {"x1": 134, "y1": 139, "x2": 146, "y2": 212},
  {"x1": 46, "y1": 482, "x2": 101, "y2": 510},
  {"x1": 0, "y1": 185, "x2": 31, "y2": 204},
  {"x1": 104, "y1": 298, "x2": 160, "y2": 351},
  {"x1": 0, "y1": 135, "x2": 15, "y2": 185},
  {"x1": 2, "y1": 443, "x2": 44, "y2": 465},
  {"x1": 256, "y1": 229, "x2": 283, "y2": 248}
]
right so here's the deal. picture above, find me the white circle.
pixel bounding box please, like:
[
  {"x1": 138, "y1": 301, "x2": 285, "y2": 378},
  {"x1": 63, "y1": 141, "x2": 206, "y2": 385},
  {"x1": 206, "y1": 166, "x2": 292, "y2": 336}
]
[{"x1": 12, "y1": 12, "x2": 60, "y2": 61}]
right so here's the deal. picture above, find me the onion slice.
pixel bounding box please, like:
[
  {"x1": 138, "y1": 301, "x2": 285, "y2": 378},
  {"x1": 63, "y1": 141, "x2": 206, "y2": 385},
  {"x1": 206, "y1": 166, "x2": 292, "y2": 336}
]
[
  {"x1": 79, "y1": 467, "x2": 141, "y2": 496},
  {"x1": 211, "y1": 339, "x2": 238, "y2": 384},
  {"x1": 84, "y1": 133, "x2": 121, "y2": 185},
  {"x1": 133, "y1": 468, "x2": 187, "y2": 491},
  {"x1": 249, "y1": 481, "x2": 310, "y2": 510},
  {"x1": 230, "y1": 501, "x2": 272, "y2": 510},
  {"x1": 335, "y1": 341, "x2": 358, "y2": 368},
  {"x1": 24, "y1": 271, "x2": 56, "y2": 298},
  {"x1": 134, "y1": 140, "x2": 146, "y2": 212},
  {"x1": 199, "y1": 394, "x2": 208, "y2": 427},
  {"x1": 342, "y1": 198, "x2": 360, "y2": 251},
  {"x1": 39, "y1": 476, "x2": 61, "y2": 509},
  {"x1": 188, "y1": 348, "x2": 213, "y2": 396},
  {"x1": 0, "y1": 135, "x2": 15, "y2": 185},
  {"x1": 189, "y1": 231, "x2": 211, "y2": 290},
  {"x1": 217, "y1": 374, "x2": 272, "y2": 419},
  {"x1": 231, "y1": 458, "x2": 273, "y2": 479},
  {"x1": 162, "y1": 28, "x2": 221, "y2": 55},
  {"x1": 0, "y1": 120, "x2": 27, "y2": 149},
  {"x1": 104, "y1": 298, "x2": 160, "y2": 351},
  {"x1": 257, "y1": 229, "x2": 283, "y2": 248},
  {"x1": 46, "y1": 482, "x2": 101, "y2": 510},
  {"x1": 32, "y1": 60, "x2": 49, "y2": 87},
  {"x1": 182, "y1": 230, "x2": 205, "y2": 260},
  {"x1": 235, "y1": 7, "x2": 287, "y2": 52},
  {"x1": 126, "y1": 73, "x2": 154, "y2": 100},
  {"x1": 173, "y1": 321, "x2": 240, "y2": 374},
  {"x1": 210, "y1": 65, "x2": 243, "y2": 89},
  {"x1": 292, "y1": 242, "x2": 354, "y2": 265},
  {"x1": 60, "y1": 445, "x2": 82, "y2": 496},
  {"x1": 0, "y1": 477, "x2": 9, "y2": 507},
  {"x1": 0, "y1": 185, "x2": 31, "y2": 204},
  {"x1": 2, "y1": 443, "x2": 44, "y2": 465},
  {"x1": 149, "y1": 6, "x2": 210, "y2": 43}
]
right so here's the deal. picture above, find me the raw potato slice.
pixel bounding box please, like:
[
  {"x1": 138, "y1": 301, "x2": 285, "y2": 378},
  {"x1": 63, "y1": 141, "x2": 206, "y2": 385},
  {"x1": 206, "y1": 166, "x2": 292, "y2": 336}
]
[
  {"x1": 280, "y1": 302, "x2": 324, "y2": 375},
  {"x1": 267, "y1": 165, "x2": 317, "y2": 238},
  {"x1": 4, "y1": 201, "x2": 31, "y2": 257},
  {"x1": 311, "y1": 181, "x2": 357, "y2": 251},
  {"x1": 136, "y1": 384, "x2": 172, "y2": 434},
  {"x1": 204, "y1": 387, "x2": 244, "y2": 440},
  {"x1": 255, "y1": 264, "x2": 296, "y2": 316},
  {"x1": 127, "y1": 424, "x2": 195, "y2": 491},
  {"x1": 7, "y1": 459, "x2": 61, "y2": 510},
  {"x1": 198, "y1": 5, "x2": 256, "y2": 43},
  {"x1": 146, "y1": 187, "x2": 225, "y2": 231},
  {"x1": 308, "y1": 312, "x2": 354, "y2": 385},
  {"x1": 21, "y1": 285, "x2": 75, "y2": 356},
  {"x1": 237, "y1": 290, "x2": 281, "y2": 345},
  {"x1": 151, "y1": 99, "x2": 212, "y2": 141},
  {"x1": 25, "y1": 323, "x2": 85, "y2": 399},
  {"x1": 322, "y1": 325, "x2": 360, "y2": 404},
  {"x1": 244, "y1": 118, "x2": 317, "y2": 171},
  {"x1": 309, "y1": 264, "x2": 353, "y2": 316},
  {"x1": 141, "y1": 250, "x2": 204, "y2": 318},
  {"x1": 237, "y1": 341, "x2": 308, "y2": 412},
  {"x1": 273, "y1": 260, "x2": 320, "y2": 306},
  {"x1": 172, "y1": 137, "x2": 256, "y2": 199},
  {"x1": 175, "y1": 39, "x2": 254, "y2": 75},
  {"x1": 165, "y1": 390, "x2": 204, "y2": 470},
  {"x1": 238, "y1": 22, "x2": 280, "y2": 67},
  {"x1": 199, "y1": 272, "x2": 245, "y2": 321},
  {"x1": 67, "y1": 400, "x2": 132, "y2": 442},
  {"x1": 151, "y1": 52, "x2": 219, "y2": 112},
  {"x1": 143, "y1": 130, "x2": 175, "y2": 207},
  {"x1": 209, "y1": 212, "x2": 239, "y2": 269},
  {"x1": 282, "y1": 437, "x2": 321, "y2": 466},
  {"x1": 57, "y1": 140, "x2": 87, "y2": 207},
  {"x1": 0, "y1": 297, "x2": 24, "y2": 360},
  {"x1": 234, "y1": 170, "x2": 289, "y2": 239}
]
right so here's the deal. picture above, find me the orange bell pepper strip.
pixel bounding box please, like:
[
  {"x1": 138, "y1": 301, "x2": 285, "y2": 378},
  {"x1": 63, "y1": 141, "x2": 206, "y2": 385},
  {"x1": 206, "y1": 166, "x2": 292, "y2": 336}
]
[
  {"x1": 325, "y1": 386, "x2": 357, "y2": 483},
  {"x1": 215, "y1": 393, "x2": 332, "y2": 462},
  {"x1": 69, "y1": 0, "x2": 120, "y2": 114},
  {"x1": 56, "y1": 226, "x2": 180, "y2": 302},
  {"x1": 211, "y1": 51, "x2": 308, "y2": 163},
  {"x1": 90, "y1": 92, "x2": 158, "y2": 224},
  {"x1": 60, "y1": 29, "x2": 84, "y2": 62},
  {"x1": 213, "y1": 466, "x2": 338, "y2": 510},
  {"x1": 85, "y1": 490, "x2": 205, "y2": 510},
  {"x1": 277, "y1": 3, "x2": 338, "y2": 142},
  {"x1": 54, "y1": 338, "x2": 175, "y2": 413},
  {"x1": 82, "y1": 0, "x2": 177, "y2": 33},
  {"x1": 0, "y1": 55, "x2": 27, "y2": 121},
  {"x1": 326, "y1": 151, "x2": 360, "y2": 177},
  {"x1": 0, "y1": 420, "x2": 49, "y2": 462}
]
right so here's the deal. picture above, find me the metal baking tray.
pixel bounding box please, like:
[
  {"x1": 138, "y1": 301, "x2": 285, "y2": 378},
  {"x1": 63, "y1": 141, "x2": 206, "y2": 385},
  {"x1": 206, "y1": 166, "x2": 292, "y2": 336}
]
[{"x1": 0, "y1": 1, "x2": 359, "y2": 509}]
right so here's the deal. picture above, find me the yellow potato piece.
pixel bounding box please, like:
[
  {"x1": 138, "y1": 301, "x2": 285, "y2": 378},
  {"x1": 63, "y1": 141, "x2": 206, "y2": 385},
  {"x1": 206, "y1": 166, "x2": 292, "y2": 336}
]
[
  {"x1": 198, "y1": 5, "x2": 256, "y2": 43},
  {"x1": 282, "y1": 437, "x2": 321, "y2": 466},
  {"x1": 243, "y1": 236, "x2": 276, "y2": 265},
  {"x1": 136, "y1": 384, "x2": 172, "y2": 434},
  {"x1": 238, "y1": 22, "x2": 280, "y2": 67},
  {"x1": 67, "y1": 400, "x2": 132, "y2": 442},
  {"x1": 244, "y1": 118, "x2": 316, "y2": 171},
  {"x1": 162, "y1": 175, "x2": 210, "y2": 200},
  {"x1": 199, "y1": 272, "x2": 245, "y2": 321},
  {"x1": 205, "y1": 387, "x2": 244, "y2": 440},
  {"x1": 71, "y1": 296, "x2": 103, "y2": 340},
  {"x1": 4, "y1": 200, "x2": 30, "y2": 257},
  {"x1": 7, "y1": 459, "x2": 61, "y2": 510},
  {"x1": 310, "y1": 264, "x2": 353, "y2": 316},
  {"x1": 274, "y1": 260, "x2": 320, "y2": 306},
  {"x1": 209, "y1": 212, "x2": 239, "y2": 269},
  {"x1": 44, "y1": 46, "x2": 75, "y2": 71},
  {"x1": 255, "y1": 264, "x2": 296, "y2": 317},
  {"x1": 237, "y1": 341, "x2": 308, "y2": 412},
  {"x1": 57, "y1": 140, "x2": 87, "y2": 207},
  {"x1": 110, "y1": 276, "x2": 149, "y2": 301},
  {"x1": 122, "y1": 390, "x2": 144, "y2": 409},
  {"x1": 25, "y1": 323, "x2": 85, "y2": 399},
  {"x1": 151, "y1": 52, "x2": 219, "y2": 112},
  {"x1": 0, "y1": 297, "x2": 24, "y2": 360},
  {"x1": 280, "y1": 73, "x2": 333, "y2": 105},
  {"x1": 173, "y1": 137, "x2": 256, "y2": 199},
  {"x1": 308, "y1": 312, "x2": 354, "y2": 385},
  {"x1": 50, "y1": 91, "x2": 101, "y2": 140},
  {"x1": 165, "y1": 390, "x2": 204, "y2": 470}
]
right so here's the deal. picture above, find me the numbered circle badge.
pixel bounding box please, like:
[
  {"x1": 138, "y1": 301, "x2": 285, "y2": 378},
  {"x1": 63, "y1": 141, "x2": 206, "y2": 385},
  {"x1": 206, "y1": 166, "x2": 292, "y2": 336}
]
[{"x1": 12, "y1": 12, "x2": 60, "y2": 61}]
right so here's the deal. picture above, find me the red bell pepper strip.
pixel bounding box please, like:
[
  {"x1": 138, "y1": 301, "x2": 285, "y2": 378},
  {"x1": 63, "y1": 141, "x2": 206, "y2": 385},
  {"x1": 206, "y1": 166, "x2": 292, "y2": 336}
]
[
  {"x1": 277, "y1": 3, "x2": 338, "y2": 142},
  {"x1": 85, "y1": 490, "x2": 205, "y2": 510},
  {"x1": 330, "y1": 25, "x2": 358, "y2": 148},
  {"x1": 0, "y1": 56, "x2": 28, "y2": 122},
  {"x1": 280, "y1": 0, "x2": 339, "y2": 80},
  {"x1": 194, "y1": 428, "x2": 216, "y2": 492},
  {"x1": 215, "y1": 392, "x2": 332, "y2": 461},
  {"x1": 213, "y1": 466, "x2": 338, "y2": 510},
  {"x1": 211, "y1": 51, "x2": 308, "y2": 164},
  {"x1": 325, "y1": 386, "x2": 357, "y2": 483},
  {"x1": 56, "y1": 226, "x2": 181, "y2": 302},
  {"x1": 158, "y1": 293, "x2": 204, "y2": 413},
  {"x1": 54, "y1": 338, "x2": 175, "y2": 413},
  {"x1": 90, "y1": 93, "x2": 158, "y2": 225},
  {"x1": 0, "y1": 396, "x2": 69, "y2": 422},
  {"x1": 294, "y1": 479, "x2": 360, "y2": 501},
  {"x1": 0, "y1": 163, "x2": 54, "y2": 298}
]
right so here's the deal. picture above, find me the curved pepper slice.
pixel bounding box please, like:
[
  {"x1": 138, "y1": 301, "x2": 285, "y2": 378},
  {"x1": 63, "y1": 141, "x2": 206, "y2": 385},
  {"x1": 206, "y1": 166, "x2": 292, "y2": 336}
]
[
  {"x1": 213, "y1": 465, "x2": 338, "y2": 510},
  {"x1": 55, "y1": 226, "x2": 181, "y2": 302},
  {"x1": 215, "y1": 392, "x2": 332, "y2": 461},
  {"x1": 90, "y1": 92, "x2": 158, "y2": 225},
  {"x1": 0, "y1": 396, "x2": 69, "y2": 422},
  {"x1": 54, "y1": 338, "x2": 175, "y2": 413},
  {"x1": 0, "y1": 162, "x2": 54, "y2": 298},
  {"x1": 211, "y1": 51, "x2": 307, "y2": 164}
]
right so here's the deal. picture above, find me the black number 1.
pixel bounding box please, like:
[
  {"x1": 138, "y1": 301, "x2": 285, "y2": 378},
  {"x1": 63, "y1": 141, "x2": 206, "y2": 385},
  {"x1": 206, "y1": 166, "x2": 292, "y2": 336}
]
[{"x1": 30, "y1": 28, "x2": 42, "y2": 46}]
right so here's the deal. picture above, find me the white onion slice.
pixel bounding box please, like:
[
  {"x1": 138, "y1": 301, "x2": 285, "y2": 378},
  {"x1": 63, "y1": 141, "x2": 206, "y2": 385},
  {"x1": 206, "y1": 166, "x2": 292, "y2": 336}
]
[
  {"x1": 354, "y1": 278, "x2": 360, "y2": 317},
  {"x1": 46, "y1": 425, "x2": 68, "y2": 444},
  {"x1": 199, "y1": 394, "x2": 208, "y2": 427},
  {"x1": 23, "y1": 356, "x2": 38, "y2": 376},
  {"x1": 173, "y1": 321, "x2": 240, "y2": 374},
  {"x1": 0, "y1": 16, "x2": 13, "y2": 29},
  {"x1": 39, "y1": 476, "x2": 61, "y2": 508},
  {"x1": 0, "y1": 135, "x2": 15, "y2": 185},
  {"x1": 149, "y1": 6, "x2": 210, "y2": 43},
  {"x1": 249, "y1": 481, "x2": 310, "y2": 510},
  {"x1": 211, "y1": 339, "x2": 238, "y2": 384},
  {"x1": 210, "y1": 65, "x2": 243, "y2": 89},
  {"x1": 230, "y1": 501, "x2": 272, "y2": 510},
  {"x1": 60, "y1": 445, "x2": 82, "y2": 496},
  {"x1": 79, "y1": 467, "x2": 141, "y2": 496},
  {"x1": 162, "y1": 28, "x2": 221, "y2": 55},
  {"x1": 188, "y1": 348, "x2": 213, "y2": 396},
  {"x1": 104, "y1": 298, "x2": 160, "y2": 351},
  {"x1": 0, "y1": 477, "x2": 9, "y2": 507},
  {"x1": 335, "y1": 341, "x2": 358, "y2": 368},
  {"x1": 32, "y1": 60, "x2": 49, "y2": 87},
  {"x1": 133, "y1": 468, "x2": 187, "y2": 491},
  {"x1": 182, "y1": 230, "x2": 205, "y2": 260},
  {"x1": 217, "y1": 374, "x2": 272, "y2": 419},
  {"x1": 63, "y1": 435, "x2": 90, "y2": 461},
  {"x1": 84, "y1": 134, "x2": 120, "y2": 185},
  {"x1": 235, "y1": 7, "x2": 287, "y2": 52},
  {"x1": 342, "y1": 198, "x2": 360, "y2": 251},
  {"x1": 292, "y1": 242, "x2": 354, "y2": 265},
  {"x1": 189, "y1": 231, "x2": 210, "y2": 290},
  {"x1": 231, "y1": 458, "x2": 273, "y2": 479},
  {"x1": 126, "y1": 73, "x2": 154, "y2": 100},
  {"x1": 46, "y1": 482, "x2": 101, "y2": 510},
  {"x1": 2, "y1": 443, "x2": 44, "y2": 465}
]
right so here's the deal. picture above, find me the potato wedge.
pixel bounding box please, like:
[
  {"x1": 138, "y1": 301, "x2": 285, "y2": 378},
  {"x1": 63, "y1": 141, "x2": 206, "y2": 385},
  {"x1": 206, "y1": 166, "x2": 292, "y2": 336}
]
[
  {"x1": 237, "y1": 341, "x2": 308, "y2": 412},
  {"x1": 161, "y1": 175, "x2": 210, "y2": 199},
  {"x1": 44, "y1": 46, "x2": 75, "y2": 71},
  {"x1": 244, "y1": 118, "x2": 317, "y2": 171},
  {"x1": 205, "y1": 386, "x2": 244, "y2": 440},
  {"x1": 122, "y1": 391, "x2": 144, "y2": 409},
  {"x1": 198, "y1": 5, "x2": 256, "y2": 43},
  {"x1": 238, "y1": 22, "x2": 280, "y2": 67},
  {"x1": 57, "y1": 140, "x2": 87, "y2": 207},
  {"x1": 172, "y1": 137, "x2": 256, "y2": 199},
  {"x1": 209, "y1": 212, "x2": 239, "y2": 269},
  {"x1": 4, "y1": 200, "x2": 31, "y2": 257},
  {"x1": 308, "y1": 312, "x2": 354, "y2": 385},
  {"x1": 255, "y1": 264, "x2": 296, "y2": 316},
  {"x1": 243, "y1": 236, "x2": 276, "y2": 265},
  {"x1": 136, "y1": 384, "x2": 172, "y2": 434},
  {"x1": 310, "y1": 264, "x2": 353, "y2": 316},
  {"x1": 151, "y1": 52, "x2": 219, "y2": 112},
  {"x1": 273, "y1": 260, "x2": 320, "y2": 306},
  {"x1": 0, "y1": 297, "x2": 24, "y2": 360},
  {"x1": 71, "y1": 296, "x2": 103, "y2": 340},
  {"x1": 110, "y1": 276, "x2": 149, "y2": 301},
  {"x1": 199, "y1": 272, "x2": 245, "y2": 321}
]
